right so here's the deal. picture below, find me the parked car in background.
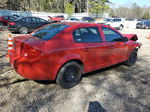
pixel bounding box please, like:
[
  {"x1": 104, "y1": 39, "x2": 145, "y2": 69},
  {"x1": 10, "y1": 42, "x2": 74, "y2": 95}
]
[
  {"x1": 105, "y1": 18, "x2": 125, "y2": 30},
  {"x1": 95, "y1": 18, "x2": 112, "y2": 24},
  {"x1": 125, "y1": 18, "x2": 135, "y2": 21},
  {"x1": 48, "y1": 15, "x2": 65, "y2": 22},
  {"x1": 9, "y1": 22, "x2": 142, "y2": 89},
  {"x1": 12, "y1": 14, "x2": 23, "y2": 19},
  {"x1": 81, "y1": 17, "x2": 95, "y2": 23},
  {"x1": 0, "y1": 16, "x2": 16, "y2": 26},
  {"x1": 8, "y1": 17, "x2": 53, "y2": 34},
  {"x1": 136, "y1": 20, "x2": 150, "y2": 29},
  {"x1": 62, "y1": 17, "x2": 80, "y2": 22},
  {"x1": 135, "y1": 18, "x2": 144, "y2": 21}
]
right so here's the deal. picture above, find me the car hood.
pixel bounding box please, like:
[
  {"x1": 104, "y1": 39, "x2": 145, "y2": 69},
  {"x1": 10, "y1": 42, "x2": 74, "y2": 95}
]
[{"x1": 122, "y1": 34, "x2": 138, "y2": 41}]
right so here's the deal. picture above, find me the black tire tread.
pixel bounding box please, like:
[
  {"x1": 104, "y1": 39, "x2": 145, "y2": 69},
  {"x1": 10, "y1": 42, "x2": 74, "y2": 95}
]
[
  {"x1": 56, "y1": 61, "x2": 82, "y2": 89},
  {"x1": 125, "y1": 50, "x2": 137, "y2": 66}
]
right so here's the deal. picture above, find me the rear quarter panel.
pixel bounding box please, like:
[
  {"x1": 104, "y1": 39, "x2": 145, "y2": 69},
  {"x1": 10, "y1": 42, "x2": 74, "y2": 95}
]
[{"x1": 42, "y1": 27, "x2": 84, "y2": 79}]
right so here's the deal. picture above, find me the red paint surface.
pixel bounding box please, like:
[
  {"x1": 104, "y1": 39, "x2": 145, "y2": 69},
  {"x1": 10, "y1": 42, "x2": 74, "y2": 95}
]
[
  {"x1": 9, "y1": 23, "x2": 142, "y2": 80},
  {"x1": 0, "y1": 16, "x2": 14, "y2": 26}
]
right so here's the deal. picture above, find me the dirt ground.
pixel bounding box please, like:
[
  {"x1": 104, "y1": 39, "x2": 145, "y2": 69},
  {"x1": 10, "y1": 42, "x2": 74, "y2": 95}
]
[{"x1": 0, "y1": 28, "x2": 150, "y2": 112}]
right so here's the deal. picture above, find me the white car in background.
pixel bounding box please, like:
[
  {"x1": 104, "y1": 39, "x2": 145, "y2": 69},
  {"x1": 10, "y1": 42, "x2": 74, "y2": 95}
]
[
  {"x1": 95, "y1": 18, "x2": 112, "y2": 24},
  {"x1": 105, "y1": 18, "x2": 125, "y2": 30},
  {"x1": 62, "y1": 17, "x2": 80, "y2": 22}
]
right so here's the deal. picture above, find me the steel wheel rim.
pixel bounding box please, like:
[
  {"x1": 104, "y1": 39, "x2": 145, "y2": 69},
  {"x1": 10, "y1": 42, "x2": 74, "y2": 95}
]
[
  {"x1": 64, "y1": 67, "x2": 77, "y2": 82},
  {"x1": 20, "y1": 27, "x2": 28, "y2": 34}
]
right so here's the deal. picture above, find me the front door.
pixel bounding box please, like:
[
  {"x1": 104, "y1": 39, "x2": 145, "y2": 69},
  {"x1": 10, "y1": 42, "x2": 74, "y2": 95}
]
[
  {"x1": 72, "y1": 26, "x2": 110, "y2": 72},
  {"x1": 101, "y1": 27, "x2": 128, "y2": 64}
]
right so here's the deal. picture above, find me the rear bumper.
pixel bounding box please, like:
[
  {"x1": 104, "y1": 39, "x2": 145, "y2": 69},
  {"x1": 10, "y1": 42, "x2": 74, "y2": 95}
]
[
  {"x1": 8, "y1": 27, "x2": 19, "y2": 32},
  {"x1": 9, "y1": 51, "x2": 56, "y2": 81}
]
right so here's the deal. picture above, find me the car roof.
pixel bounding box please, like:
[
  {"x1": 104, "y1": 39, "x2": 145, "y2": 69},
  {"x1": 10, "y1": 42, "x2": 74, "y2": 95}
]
[
  {"x1": 59, "y1": 22, "x2": 104, "y2": 27},
  {"x1": 23, "y1": 16, "x2": 41, "y2": 18},
  {"x1": 0, "y1": 16, "x2": 13, "y2": 17}
]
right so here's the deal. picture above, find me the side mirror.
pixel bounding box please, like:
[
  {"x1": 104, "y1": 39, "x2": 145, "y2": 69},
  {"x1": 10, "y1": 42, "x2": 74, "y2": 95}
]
[{"x1": 122, "y1": 37, "x2": 128, "y2": 42}]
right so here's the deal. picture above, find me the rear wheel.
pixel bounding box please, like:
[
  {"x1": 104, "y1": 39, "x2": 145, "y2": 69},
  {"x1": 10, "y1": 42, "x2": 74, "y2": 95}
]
[
  {"x1": 19, "y1": 26, "x2": 28, "y2": 34},
  {"x1": 145, "y1": 26, "x2": 149, "y2": 29},
  {"x1": 0, "y1": 22, "x2": 4, "y2": 26},
  {"x1": 119, "y1": 25, "x2": 124, "y2": 30},
  {"x1": 56, "y1": 62, "x2": 82, "y2": 89},
  {"x1": 124, "y1": 50, "x2": 137, "y2": 66}
]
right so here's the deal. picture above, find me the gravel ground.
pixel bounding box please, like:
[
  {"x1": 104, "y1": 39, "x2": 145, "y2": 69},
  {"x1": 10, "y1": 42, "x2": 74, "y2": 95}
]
[{"x1": 0, "y1": 28, "x2": 150, "y2": 112}]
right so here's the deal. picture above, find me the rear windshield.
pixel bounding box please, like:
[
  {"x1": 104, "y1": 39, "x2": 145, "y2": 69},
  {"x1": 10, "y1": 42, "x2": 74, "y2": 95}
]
[{"x1": 32, "y1": 24, "x2": 70, "y2": 41}]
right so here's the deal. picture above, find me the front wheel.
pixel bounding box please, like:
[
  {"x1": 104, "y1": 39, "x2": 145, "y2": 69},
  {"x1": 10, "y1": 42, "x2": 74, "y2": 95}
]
[
  {"x1": 124, "y1": 50, "x2": 137, "y2": 66},
  {"x1": 145, "y1": 26, "x2": 149, "y2": 29},
  {"x1": 56, "y1": 62, "x2": 82, "y2": 89}
]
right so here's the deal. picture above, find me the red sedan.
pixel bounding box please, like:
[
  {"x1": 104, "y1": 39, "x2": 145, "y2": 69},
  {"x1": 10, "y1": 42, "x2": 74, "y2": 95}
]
[
  {"x1": 9, "y1": 22, "x2": 142, "y2": 88},
  {"x1": 0, "y1": 16, "x2": 16, "y2": 26}
]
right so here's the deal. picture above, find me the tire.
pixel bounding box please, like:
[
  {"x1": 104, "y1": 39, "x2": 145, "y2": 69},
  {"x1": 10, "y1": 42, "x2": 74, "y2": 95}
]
[
  {"x1": 119, "y1": 25, "x2": 123, "y2": 30},
  {"x1": 0, "y1": 22, "x2": 4, "y2": 26},
  {"x1": 145, "y1": 26, "x2": 149, "y2": 29},
  {"x1": 56, "y1": 62, "x2": 82, "y2": 89},
  {"x1": 124, "y1": 50, "x2": 137, "y2": 66},
  {"x1": 19, "y1": 26, "x2": 28, "y2": 34}
]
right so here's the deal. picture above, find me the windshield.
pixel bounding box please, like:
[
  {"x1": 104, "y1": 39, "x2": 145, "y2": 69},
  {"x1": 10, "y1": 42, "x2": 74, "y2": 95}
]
[{"x1": 32, "y1": 24, "x2": 70, "y2": 41}]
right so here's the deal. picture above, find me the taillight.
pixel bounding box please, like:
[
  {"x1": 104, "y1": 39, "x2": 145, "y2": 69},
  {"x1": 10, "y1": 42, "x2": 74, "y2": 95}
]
[
  {"x1": 23, "y1": 45, "x2": 41, "y2": 58},
  {"x1": 9, "y1": 22, "x2": 16, "y2": 26}
]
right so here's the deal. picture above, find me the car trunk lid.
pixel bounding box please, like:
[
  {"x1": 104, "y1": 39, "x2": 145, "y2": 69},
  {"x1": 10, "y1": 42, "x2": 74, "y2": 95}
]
[{"x1": 13, "y1": 35, "x2": 44, "y2": 58}]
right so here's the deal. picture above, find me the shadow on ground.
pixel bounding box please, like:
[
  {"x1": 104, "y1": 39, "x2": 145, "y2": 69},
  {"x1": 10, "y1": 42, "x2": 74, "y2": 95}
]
[{"x1": 88, "y1": 101, "x2": 107, "y2": 112}]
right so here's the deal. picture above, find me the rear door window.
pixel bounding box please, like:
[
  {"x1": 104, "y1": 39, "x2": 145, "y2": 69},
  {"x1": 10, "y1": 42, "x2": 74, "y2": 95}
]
[
  {"x1": 73, "y1": 27, "x2": 101, "y2": 43},
  {"x1": 32, "y1": 24, "x2": 69, "y2": 41},
  {"x1": 31, "y1": 18, "x2": 38, "y2": 22}
]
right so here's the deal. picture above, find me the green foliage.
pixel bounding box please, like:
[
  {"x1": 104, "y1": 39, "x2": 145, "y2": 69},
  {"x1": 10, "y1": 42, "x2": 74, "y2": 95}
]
[
  {"x1": 142, "y1": 12, "x2": 150, "y2": 19},
  {"x1": 109, "y1": 9, "x2": 115, "y2": 17},
  {"x1": 89, "y1": 0, "x2": 110, "y2": 16},
  {"x1": 65, "y1": 3, "x2": 74, "y2": 17}
]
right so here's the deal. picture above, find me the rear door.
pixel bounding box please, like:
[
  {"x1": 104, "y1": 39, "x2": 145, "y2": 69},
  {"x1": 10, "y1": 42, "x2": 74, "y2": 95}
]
[
  {"x1": 30, "y1": 17, "x2": 41, "y2": 30},
  {"x1": 72, "y1": 26, "x2": 110, "y2": 72},
  {"x1": 22, "y1": 17, "x2": 36, "y2": 31},
  {"x1": 37, "y1": 18, "x2": 48, "y2": 27},
  {"x1": 101, "y1": 27, "x2": 128, "y2": 64}
]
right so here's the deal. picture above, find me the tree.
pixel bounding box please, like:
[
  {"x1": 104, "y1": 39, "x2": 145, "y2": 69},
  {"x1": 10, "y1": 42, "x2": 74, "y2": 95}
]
[
  {"x1": 65, "y1": 2, "x2": 74, "y2": 17},
  {"x1": 142, "y1": 12, "x2": 150, "y2": 19},
  {"x1": 89, "y1": 0, "x2": 110, "y2": 18},
  {"x1": 131, "y1": 3, "x2": 142, "y2": 18},
  {"x1": 109, "y1": 9, "x2": 115, "y2": 17}
]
